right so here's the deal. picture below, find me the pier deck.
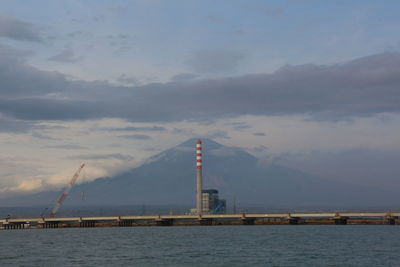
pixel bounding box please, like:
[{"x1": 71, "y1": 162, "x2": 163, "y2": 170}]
[{"x1": 1, "y1": 212, "x2": 399, "y2": 229}]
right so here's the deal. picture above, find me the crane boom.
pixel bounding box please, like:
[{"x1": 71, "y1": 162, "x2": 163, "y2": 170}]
[{"x1": 48, "y1": 163, "x2": 85, "y2": 218}]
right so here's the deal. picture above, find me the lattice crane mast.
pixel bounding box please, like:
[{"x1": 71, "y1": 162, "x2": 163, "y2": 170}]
[{"x1": 48, "y1": 163, "x2": 85, "y2": 218}]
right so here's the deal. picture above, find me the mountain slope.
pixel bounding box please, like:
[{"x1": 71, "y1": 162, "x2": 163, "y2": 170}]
[{"x1": 3, "y1": 138, "x2": 398, "y2": 209}]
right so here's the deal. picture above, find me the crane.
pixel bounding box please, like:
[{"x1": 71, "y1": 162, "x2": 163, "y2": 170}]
[{"x1": 48, "y1": 163, "x2": 85, "y2": 218}]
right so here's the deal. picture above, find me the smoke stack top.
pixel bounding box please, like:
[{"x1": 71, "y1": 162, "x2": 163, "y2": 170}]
[{"x1": 196, "y1": 139, "x2": 202, "y2": 169}]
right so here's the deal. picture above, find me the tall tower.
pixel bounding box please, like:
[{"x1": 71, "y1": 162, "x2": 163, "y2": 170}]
[{"x1": 196, "y1": 139, "x2": 203, "y2": 214}]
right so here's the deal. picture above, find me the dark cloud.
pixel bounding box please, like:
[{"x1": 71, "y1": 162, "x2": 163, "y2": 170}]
[
  {"x1": 186, "y1": 49, "x2": 245, "y2": 74},
  {"x1": 0, "y1": 14, "x2": 42, "y2": 42},
  {"x1": 0, "y1": 116, "x2": 35, "y2": 133},
  {"x1": 1, "y1": 50, "x2": 400, "y2": 123},
  {"x1": 119, "y1": 134, "x2": 152, "y2": 140},
  {"x1": 0, "y1": 45, "x2": 66, "y2": 97},
  {"x1": 0, "y1": 98, "x2": 100, "y2": 120},
  {"x1": 0, "y1": 43, "x2": 33, "y2": 65},
  {"x1": 253, "y1": 132, "x2": 266, "y2": 136},
  {"x1": 48, "y1": 48, "x2": 81, "y2": 63}
]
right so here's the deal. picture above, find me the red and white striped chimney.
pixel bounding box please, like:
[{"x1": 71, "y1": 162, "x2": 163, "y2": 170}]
[
  {"x1": 196, "y1": 139, "x2": 203, "y2": 214},
  {"x1": 196, "y1": 140, "x2": 202, "y2": 169}
]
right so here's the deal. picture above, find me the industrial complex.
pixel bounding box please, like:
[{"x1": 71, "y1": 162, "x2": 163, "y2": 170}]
[{"x1": 1, "y1": 139, "x2": 400, "y2": 229}]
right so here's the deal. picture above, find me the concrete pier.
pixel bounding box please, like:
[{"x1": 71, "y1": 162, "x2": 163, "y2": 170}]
[
  {"x1": 3, "y1": 223, "x2": 25, "y2": 229},
  {"x1": 2, "y1": 212, "x2": 400, "y2": 230}
]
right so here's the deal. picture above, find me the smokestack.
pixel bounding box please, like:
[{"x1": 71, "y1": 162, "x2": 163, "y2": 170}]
[{"x1": 196, "y1": 139, "x2": 203, "y2": 214}]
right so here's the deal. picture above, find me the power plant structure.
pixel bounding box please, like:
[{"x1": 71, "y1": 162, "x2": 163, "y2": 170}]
[
  {"x1": 196, "y1": 139, "x2": 203, "y2": 215},
  {"x1": 194, "y1": 139, "x2": 226, "y2": 215},
  {"x1": 202, "y1": 189, "x2": 226, "y2": 214}
]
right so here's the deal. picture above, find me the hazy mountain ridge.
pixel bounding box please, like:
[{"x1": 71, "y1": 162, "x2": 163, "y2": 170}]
[{"x1": 2, "y1": 138, "x2": 398, "y2": 210}]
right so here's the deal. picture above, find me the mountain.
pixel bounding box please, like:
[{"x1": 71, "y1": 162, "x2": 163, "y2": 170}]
[{"x1": 2, "y1": 138, "x2": 398, "y2": 210}]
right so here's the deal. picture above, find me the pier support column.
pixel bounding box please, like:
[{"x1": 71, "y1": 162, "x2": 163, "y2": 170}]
[
  {"x1": 385, "y1": 216, "x2": 396, "y2": 225},
  {"x1": 199, "y1": 219, "x2": 213, "y2": 225},
  {"x1": 5, "y1": 223, "x2": 26, "y2": 229},
  {"x1": 119, "y1": 220, "x2": 135, "y2": 227},
  {"x1": 44, "y1": 222, "x2": 57, "y2": 228},
  {"x1": 155, "y1": 219, "x2": 173, "y2": 226},
  {"x1": 333, "y1": 217, "x2": 348, "y2": 225},
  {"x1": 241, "y1": 218, "x2": 255, "y2": 225},
  {"x1": 80, "y1": 221, "x2": 96, "y2": 227},
  {"x1": 285, "y1": 216, "x2": 299, "y2": 225}
]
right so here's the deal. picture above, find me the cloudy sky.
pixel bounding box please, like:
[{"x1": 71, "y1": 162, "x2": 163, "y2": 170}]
[{"x1": 1, "y1": 0, "x2": 400, "y2": 197}]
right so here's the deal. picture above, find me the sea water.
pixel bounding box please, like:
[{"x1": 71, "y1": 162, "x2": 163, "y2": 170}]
[{"x1": 1, "y1": 225, "x2": 399, "y2": 266}]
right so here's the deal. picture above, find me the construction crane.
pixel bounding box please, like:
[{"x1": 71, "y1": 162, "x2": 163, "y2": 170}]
[{"x1": 48, "y1": 163, "x2": 85, "y2": 218}]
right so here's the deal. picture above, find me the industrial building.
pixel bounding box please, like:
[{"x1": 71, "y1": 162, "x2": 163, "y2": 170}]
[{"x1": 202, "y1": 189, "x2": 226, "y2": 214}]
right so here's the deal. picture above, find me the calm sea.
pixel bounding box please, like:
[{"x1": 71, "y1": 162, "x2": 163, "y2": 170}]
[{"x1": 1, "y1": 225, "x2": 399, "y2": 266}]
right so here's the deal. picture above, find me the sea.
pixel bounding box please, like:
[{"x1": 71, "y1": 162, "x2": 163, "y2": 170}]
[{"x1": 0, "y1": 225, "x2": 399, "y2": 266}]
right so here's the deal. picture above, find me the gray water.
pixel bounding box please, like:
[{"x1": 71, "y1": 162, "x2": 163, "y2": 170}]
[{"x1": 1, "y1": 225, "x2": 399, "y2": 266}]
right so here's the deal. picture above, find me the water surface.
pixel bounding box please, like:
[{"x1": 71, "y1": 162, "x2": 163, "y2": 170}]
[{"x1": 1, "y1": 225, "x2": 399, "y2": 266}]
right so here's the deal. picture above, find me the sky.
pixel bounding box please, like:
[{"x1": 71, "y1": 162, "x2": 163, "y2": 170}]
[{"x1": 1, "y1": 0, "x2": 400, "y2": 197}]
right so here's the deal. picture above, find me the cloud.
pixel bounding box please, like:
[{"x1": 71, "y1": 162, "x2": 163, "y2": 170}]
[
  {"x1": 116, "y1": 74, "x2": 140, "y2": 86},
  {"x1": 102, "y1": 126, "x2": 165, "y2": 132},
  {"x1": 206, "y1": 130, "x2": 231, "y2": 139},
  {"x1": 48, "y1": 48, "x2": 82, "y2": 63},
  {"x1": 0, "y1": 116, "x2": 35, "y2": 133},
  {"x1": 31, "y1": 132, "x2": 60, "y2": 140},
  {"x1": 119, "y1": 134, "x2": 152, "y2": 140},
  {"x1": 253, "y1": 132, "x2": 266, "y2": 136},
  {"x1": 170, "y1": 73, "x2": 198, "y2": 82},
  {"x1": 46, "y1": 144, "x2": 88, "y2": 150},
  {"x1": 185, "y1": 48, "x2": 245, "y2": 74},
  {"x1": 0, "y1": 44, "x2": 66, "y2": 97},
  {"x1": 206, "y1": 16, "x2": 228, "y2": 25},
  {"x1": 71, "y1": 153, "x2": 134, "y2": 161},
  {"x1": 1, "y1": 50, "x2": 400, "y2": 123},
  {"x1": 263, "y1": 8, "x2": 285, "y2": 17},
  {"x1": 0, "y1": 14, "x2": 42, "y2": 42},
  {"x1": 228, "y1": 122, "x2": 251, "y2": 131}
]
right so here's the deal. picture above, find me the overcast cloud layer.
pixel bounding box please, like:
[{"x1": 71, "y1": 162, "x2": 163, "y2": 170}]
[
  {"x1": 0, "y1": 13, "x2": 42, "y2": 42},
  {"x1": 1, "y1": 46, "x2": 400, "y2": 126}
]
